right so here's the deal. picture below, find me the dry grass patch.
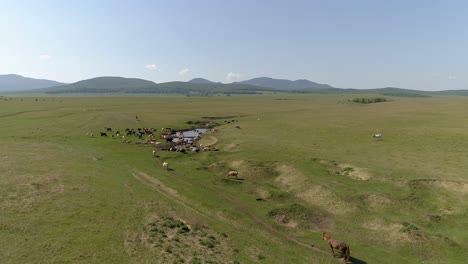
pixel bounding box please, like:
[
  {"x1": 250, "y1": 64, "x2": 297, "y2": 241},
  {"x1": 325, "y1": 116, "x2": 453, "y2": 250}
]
[
  {"x1": 430, "y1": 180, "x2": 468, "y2": 194},
  {"x1": 409, "y1": 179, "x2": 468, "y2": 215},
  {"x1": 199, "y1": 136, "x2": 218, "y2": 146},
  {"x1": 337, "y1": 163, "x2": 371, "y2": 180},
  {"x1": 297, "y1": 186, "x2": 354, "y2": 215},
  {"x1": 363, "y1": 219, "x2": 414, "y2": 244},
  {"x1": 0, "y1": 143, "x2": 67, "y2": 208},
  {"x1": 224, "y1": 143, "x2": 240, "y2": 152},
  {"x1": 125, "y1": 214, "x2": 233, "y2": 264},
  {"x1": 363, "y1": 193, "x2": 392, "y2": 208},
  {"x1": 275, "y1": 164, "x2": 354, "y2": 215},
  {"x1": 228, "y1": 160, "x2": 245, "y2": 168},
  {"x1": 268, "y1": 203, "x2": 333, "y2": 231},
  {"x1": 319, "y1": 160, "x2": 371, "y2": 180}
]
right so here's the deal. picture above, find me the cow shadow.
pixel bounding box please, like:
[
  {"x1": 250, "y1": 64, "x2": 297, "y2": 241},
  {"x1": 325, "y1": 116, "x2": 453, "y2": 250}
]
[
  {"x1": 222, "y1": 178, "x2": 244, "y2": 185},
  {"x1": 348, "y1": 256, "x2": 367, "y2": 264},
  {"x1": 228, "y1": 177, "x2": 244, "y2": 181}
]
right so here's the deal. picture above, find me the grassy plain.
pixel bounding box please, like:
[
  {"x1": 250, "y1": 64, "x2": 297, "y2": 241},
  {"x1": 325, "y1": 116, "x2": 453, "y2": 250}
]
[{"x1": 1, "y1": 94, "x2": 467, "y2": 263}]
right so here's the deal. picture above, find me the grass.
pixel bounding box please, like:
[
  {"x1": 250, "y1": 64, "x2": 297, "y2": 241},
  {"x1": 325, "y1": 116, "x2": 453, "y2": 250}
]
[{"x1": 1, "y1": 94, "x2": 468, "y2": 263}]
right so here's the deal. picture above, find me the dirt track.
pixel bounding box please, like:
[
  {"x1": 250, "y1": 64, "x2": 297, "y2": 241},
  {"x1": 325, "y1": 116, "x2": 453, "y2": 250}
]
[{"x1": 132, "y1": 170, "x2": 335, "y2": 260}]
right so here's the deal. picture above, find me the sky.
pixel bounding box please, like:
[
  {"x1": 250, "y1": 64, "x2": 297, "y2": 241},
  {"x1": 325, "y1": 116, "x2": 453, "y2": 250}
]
[{"x1": 0, "y1": 0, "x2": 467, "y2": 90}]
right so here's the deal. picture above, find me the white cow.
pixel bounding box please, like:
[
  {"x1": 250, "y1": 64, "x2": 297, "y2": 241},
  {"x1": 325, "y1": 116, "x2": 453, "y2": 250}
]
[
  {"x1": 373, "y1": 134, "x2": 382, "y2": 139},
  {"x1": 162, "y1": 162, "x2": 169, "y2": 170}
]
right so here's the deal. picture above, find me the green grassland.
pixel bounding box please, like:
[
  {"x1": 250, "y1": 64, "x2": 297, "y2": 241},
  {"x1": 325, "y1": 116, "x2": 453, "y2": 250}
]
[{"x1": 1, "y1": 94, "x2": 467, "y2": 263}]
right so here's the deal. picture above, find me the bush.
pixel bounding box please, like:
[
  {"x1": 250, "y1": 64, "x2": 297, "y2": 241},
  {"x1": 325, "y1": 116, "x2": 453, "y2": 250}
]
[
  {"x1": 400, "y1": 222, "x2": 419, "y2": 233},
  {"x1": 190, "y1": 258, "x2": 202, "y2": 264},
  {"x1": 349, "y1": 97, "x2": 388, "y2": 104}
]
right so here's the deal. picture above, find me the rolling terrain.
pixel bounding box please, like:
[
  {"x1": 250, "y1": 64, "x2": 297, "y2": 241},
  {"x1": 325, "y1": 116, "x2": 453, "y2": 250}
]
[
  {"x1": 4, "y1": 74, "x2": 467, "y2": 97},
  {"x1": 0, "y1": 74, "x2": 65, "y2": 92},
  {"x1": 1, "y1": 94, "x2": 467, "y2": 263}
]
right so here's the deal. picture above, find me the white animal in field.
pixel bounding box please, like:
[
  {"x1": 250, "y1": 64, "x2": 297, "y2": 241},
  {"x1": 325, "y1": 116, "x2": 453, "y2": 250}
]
[
  {"x1": 162, "y1": 162, "x2": 169, "y2": 170},
  {"x1": 373, "y1": 134, "x2": 382, "y2": 139},
  {"x1": 152, "y1": 150, "x2": 157, "y2": 156}
]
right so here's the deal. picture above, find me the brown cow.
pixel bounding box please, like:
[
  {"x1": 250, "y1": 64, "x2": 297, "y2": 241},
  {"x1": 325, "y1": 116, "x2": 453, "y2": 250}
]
[{"x1": 226, "y1": 170, "x2": 238, "y2": 178}]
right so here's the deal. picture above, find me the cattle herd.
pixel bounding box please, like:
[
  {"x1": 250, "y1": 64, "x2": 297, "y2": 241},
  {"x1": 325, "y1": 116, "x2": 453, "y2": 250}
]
[{"x1": 87, "y1": 125, "x2": 224, "y2": 173}]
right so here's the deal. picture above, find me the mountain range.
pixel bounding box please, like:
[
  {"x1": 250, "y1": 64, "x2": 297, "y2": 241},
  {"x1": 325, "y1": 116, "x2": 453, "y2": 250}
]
[
  {"x1": 0, "y1": 74, "x2": 65, "y2": 92},
  {"x1": 233, "y1": 77, "x2": 333, "y2": 90},
  {"x1": 1, "y1": 74, "x2": 468, "y2": 96}
]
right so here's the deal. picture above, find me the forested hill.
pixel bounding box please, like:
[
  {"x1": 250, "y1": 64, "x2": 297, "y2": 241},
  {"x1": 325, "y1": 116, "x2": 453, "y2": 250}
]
[{"x1": 40, "y1": 76, "x2": 156, "y2": 93}]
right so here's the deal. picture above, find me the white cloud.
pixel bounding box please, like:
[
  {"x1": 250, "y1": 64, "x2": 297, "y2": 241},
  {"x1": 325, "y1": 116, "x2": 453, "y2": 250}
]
[
  {"x1": 39, "y1": 54, "x2": 51, "y2": 61},
  {"x1": 179, "y1": 68, "x2": 190, "y2": 76},
  {"x1": 145, "y1": 64, "x2": 158, "y2": 70},
  {"x1": 226, "y1": 72, "x2": 242, "y2": 81},
  {"x1": 448, "y1": 75, "x2": 457, "y2": 80}
]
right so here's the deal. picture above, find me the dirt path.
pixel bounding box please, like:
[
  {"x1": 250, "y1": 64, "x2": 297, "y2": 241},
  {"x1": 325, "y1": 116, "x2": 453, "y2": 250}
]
[
  {"x1": 132, "y1": 170, "x2": 208, "y2": 218},
  {"x1": 216, "y1": 192, "x2": 329, "y2": 255},
  {"x1": 132, "y1": 169, "x2": 336, "y2": 260},
  {"x1": 0, "y1": 106, "x2": 67, "y2": 118}
]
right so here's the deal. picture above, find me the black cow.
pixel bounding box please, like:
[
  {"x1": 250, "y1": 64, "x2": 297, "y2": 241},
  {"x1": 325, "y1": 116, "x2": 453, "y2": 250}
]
[{"x1": 100, "y1": 132, "x2": 107, "y2": 137}]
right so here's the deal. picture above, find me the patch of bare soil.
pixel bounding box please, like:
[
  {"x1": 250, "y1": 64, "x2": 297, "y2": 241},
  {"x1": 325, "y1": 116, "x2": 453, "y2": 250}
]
[
  {"x1": 228, "y1": 160, "x2": 245, "y2": 168},
  {"x1": 272, "y1": 213, "x2": 299, "y2": 228},
  {"x1": 430, "y1": 180, "x2": 468, "y2": 194},
  {"x1": 319, "y1": 160, "x2": 371, "y2": 180},
  {"x1": 363, "y1": 193, "x2": 392, "y2": 208},
  {"x1": 362, "y1": 219, "x2": 413, "y2": 244},
  {"x1": 275, "y1": 164, "x2": 354, "y2": 215},
  {"x1": 255, "y1": 187, "x2": 270, "y2": 199},
  {"x1": 297, "y1": 187, "x2": 354, "y2": 215},
  {"x1": 337, "y1": 163, "x2": 371, "y2": 180}
]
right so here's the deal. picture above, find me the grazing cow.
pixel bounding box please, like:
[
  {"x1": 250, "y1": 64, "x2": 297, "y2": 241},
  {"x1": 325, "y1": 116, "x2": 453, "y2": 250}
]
[
  {"x1": 373, "y1": 133, "x2": 382, "y2": 139},
  {"x1": 162, "y1": 162, "x2": 169, "y2": 170},
  {"x1": 226, "y1": 170, "x2": 238, "y2": 178},
  {"x1": 106, "y1": 127, "x2": 112, "y2": 132},
  {"x1": 100, "y1": 132, "x2": 107, "y2": 137},
  {"x1": 235, "y1": 125, "x2": 240, "y2": 129},
  {"x1": 322, "y1": 232, "x2": 350, "y2": 263},
  {"x1": 152, "y1": 150, "x2": 157, "y2": 157}
]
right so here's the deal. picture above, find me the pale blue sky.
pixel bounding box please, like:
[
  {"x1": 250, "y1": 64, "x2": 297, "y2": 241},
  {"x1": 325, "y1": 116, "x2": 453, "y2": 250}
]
[{"x1": 0, "y1": 0, "x2": 466, "y2": 90}]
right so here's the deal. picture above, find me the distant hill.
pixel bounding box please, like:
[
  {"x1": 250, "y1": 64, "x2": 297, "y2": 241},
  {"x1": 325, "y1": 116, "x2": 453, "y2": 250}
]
[
  {"x1": 39, "y1": 76, "x2": 156, "y2": 93},
  {"x1": 233, "y1": 77, "x2": 334, "y2": 90},
  {"x1": 433, "y1": 90, "x2": 468, "y2": 96},
  {"x1": 188, "y1": 78, "x2": 215, "y2": 84},
  {"x1": 300, "y1": 87, "x2": 432, "y2": 97},
  {"x1": 0, "y1": 74, "x2": 65, "y2": 92},
  {"x1": 44, "y1": 80, "x2": 266, "y2": 95},
  {"x1": 6, "y1": 74, "x2": 462, "y2": 97}
]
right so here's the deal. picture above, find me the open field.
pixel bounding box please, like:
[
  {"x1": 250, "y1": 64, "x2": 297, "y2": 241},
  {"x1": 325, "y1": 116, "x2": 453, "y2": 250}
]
[{"x1": 1, "y1": 94, "x2": 468, "y2": 263}]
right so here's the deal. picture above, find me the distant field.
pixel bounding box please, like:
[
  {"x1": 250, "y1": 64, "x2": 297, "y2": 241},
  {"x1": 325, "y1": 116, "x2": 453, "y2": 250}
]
[{"x1": 1, "y1": 94, "x2": 467, "y2": 263}]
